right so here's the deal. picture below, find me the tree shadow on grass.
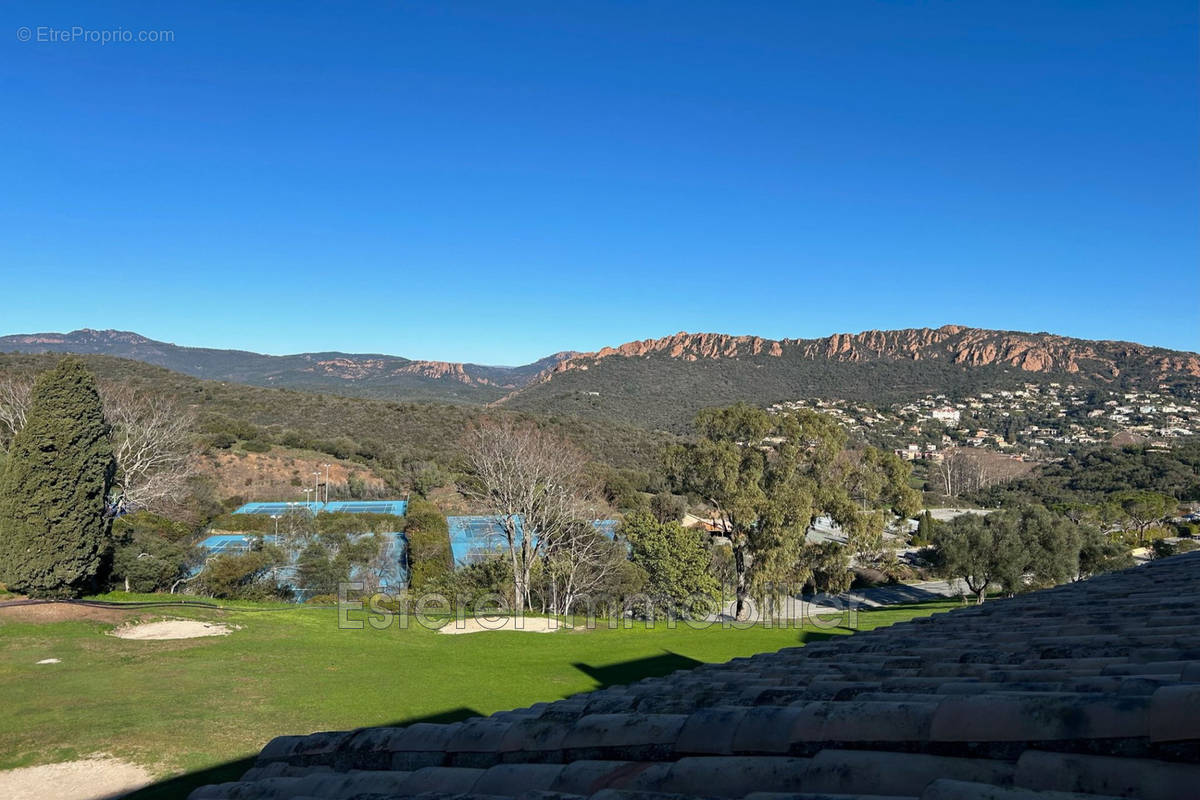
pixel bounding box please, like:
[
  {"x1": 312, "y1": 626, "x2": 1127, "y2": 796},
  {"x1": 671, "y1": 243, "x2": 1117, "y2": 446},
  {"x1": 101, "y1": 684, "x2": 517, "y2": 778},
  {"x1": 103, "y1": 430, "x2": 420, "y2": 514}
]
[
  {"x1": 571, "y1": 630, "x2": 842, "y2": 690},
  {"x1": 122, "y1": 707, "x2": 482, "y2": 800},
  {"x1": 572, "y1": 650, "x2": 704, "y2": 688}
]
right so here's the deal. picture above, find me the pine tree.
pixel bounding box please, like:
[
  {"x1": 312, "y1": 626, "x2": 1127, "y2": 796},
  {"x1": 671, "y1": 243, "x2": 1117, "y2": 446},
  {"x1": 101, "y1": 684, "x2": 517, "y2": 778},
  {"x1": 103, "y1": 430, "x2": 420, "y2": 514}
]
[{"x1": 0, "y1": 358, "x2": 115, "y2": 597}]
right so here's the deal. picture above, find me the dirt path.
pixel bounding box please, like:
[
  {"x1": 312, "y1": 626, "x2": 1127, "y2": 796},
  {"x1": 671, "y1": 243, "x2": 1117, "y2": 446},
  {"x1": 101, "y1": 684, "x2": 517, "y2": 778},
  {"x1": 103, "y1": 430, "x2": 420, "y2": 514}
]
[
  {"x1": 713, "y1": 579, "x2": 968, "y2": 622},
  {"x1": 0, "y1": 756, "x2": 152, "y2": 800},
  {"x1": 0, "y1": 602, "x2": 138, "y2": 625}
]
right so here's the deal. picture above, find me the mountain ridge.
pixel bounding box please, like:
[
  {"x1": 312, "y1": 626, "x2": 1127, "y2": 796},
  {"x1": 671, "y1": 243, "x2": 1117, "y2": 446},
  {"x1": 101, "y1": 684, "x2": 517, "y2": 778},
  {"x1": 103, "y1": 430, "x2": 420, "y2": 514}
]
[
  {"x1": 3, "y1": 327, "x2": 1197, "y2": 424},
  {"x1": 0, "y1": 329, "x2": 576, "y2": 403},
  {"x1": 495, "y1": 326, "x2": 1200, "y2": 431},
  {"x1": 530, "y1": 325, "x2": 1200, "y2": 382}
]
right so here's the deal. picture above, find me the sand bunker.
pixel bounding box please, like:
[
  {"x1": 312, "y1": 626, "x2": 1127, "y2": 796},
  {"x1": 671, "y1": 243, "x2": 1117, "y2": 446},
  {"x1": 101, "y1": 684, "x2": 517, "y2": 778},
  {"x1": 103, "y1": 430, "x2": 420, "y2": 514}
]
[
  {"x1": 437, "y1": 616, "x2": 564, "y2": 634},
  {"x1": 110, "y1": 619, "x2": 233, "y2": 640},
  {"x1": 0, "y1": 756, "x2": 152, "y2": 800}
]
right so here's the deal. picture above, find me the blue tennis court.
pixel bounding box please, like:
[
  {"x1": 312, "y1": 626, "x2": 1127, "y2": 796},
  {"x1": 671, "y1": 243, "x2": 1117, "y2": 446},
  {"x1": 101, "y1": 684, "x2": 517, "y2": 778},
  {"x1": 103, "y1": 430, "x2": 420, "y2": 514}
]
[
  {"x1": 233, "y1": 501, "x2": 324, "y2": 515},
  {"x1": 592, "y1": 519, "x2": 620, "y2": 537},
  {"x1": 324, "y1": 500, "x2": 408, "y2": 516},
  {"x1": 447, "y1": 515, "x2": 517, "y2": 567},
  {"x1": 232, "y1": 500, "x2": 408, "y2": 516},
  {"x1": 198, "y1": 530, "x2": 408, "y2": 597},
  {"x1": 198, "y1": 533, "x2": 280, "y2": 554},
  {"x1": 446, "y1": 516, "x2": 620, "y2": 567}
]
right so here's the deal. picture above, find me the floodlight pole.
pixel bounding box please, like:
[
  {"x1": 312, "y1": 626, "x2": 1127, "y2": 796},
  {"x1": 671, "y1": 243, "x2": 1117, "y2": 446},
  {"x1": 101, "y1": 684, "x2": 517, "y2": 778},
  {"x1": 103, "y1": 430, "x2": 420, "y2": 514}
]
[
  {"x1": 323, "y1": 463, "x2": 332, "y2": 503},
  {"x1": 271, "y1": 514, "x2": 280, "y2": 536},
  {"x1": 313, "y1": 471, "x2": 321, "y2": 507}
]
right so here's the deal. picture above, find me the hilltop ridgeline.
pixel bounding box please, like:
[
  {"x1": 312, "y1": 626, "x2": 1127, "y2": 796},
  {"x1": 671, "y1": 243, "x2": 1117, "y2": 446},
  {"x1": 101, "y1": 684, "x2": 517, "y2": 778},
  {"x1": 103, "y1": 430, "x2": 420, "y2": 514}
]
[{"x1": 3, "y1": 326, "x2": 1197, "y2": 431}]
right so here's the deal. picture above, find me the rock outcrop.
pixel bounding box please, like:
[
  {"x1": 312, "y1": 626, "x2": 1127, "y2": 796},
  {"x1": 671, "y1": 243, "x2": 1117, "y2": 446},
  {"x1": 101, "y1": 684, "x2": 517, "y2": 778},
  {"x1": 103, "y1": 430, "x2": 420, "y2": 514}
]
[{"x1": 543, "y1": 325, "x2": 1200, "y2": 383}]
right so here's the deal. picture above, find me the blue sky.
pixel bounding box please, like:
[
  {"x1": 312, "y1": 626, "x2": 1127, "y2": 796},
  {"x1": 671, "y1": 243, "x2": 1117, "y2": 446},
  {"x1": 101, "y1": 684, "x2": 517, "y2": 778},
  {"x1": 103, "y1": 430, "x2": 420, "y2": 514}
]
[{"x1": 2, "y1": 1, "x2": 1196, "y2": 364}]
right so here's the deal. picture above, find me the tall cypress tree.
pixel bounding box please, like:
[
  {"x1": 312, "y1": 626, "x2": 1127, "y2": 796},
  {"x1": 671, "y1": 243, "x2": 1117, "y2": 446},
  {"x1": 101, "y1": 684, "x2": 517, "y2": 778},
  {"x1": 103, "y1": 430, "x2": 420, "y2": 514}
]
[{"x1": 0, "y1": 358, "x2": 115, "y2": 597}]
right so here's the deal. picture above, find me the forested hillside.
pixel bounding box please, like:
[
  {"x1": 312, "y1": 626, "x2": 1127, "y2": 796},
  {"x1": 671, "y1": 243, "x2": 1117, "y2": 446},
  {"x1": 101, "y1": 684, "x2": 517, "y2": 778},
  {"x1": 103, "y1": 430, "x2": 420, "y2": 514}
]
[
  {"x1": 5, "y1": 326, "x2": 1196, "y2": 432},
  {"x1": 0, "y1": 354, "x2": 673, "y2": 482},
  {"x1": 972, "y1": 440, "x2": 1200, "y2": 507}
]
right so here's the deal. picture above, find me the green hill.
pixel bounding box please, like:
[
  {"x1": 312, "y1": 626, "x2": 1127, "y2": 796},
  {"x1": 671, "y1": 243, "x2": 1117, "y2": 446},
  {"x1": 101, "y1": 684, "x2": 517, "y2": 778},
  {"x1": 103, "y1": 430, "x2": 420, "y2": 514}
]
[{"x1": 0, "y1": 353, "x2": 672, "y2": 477}]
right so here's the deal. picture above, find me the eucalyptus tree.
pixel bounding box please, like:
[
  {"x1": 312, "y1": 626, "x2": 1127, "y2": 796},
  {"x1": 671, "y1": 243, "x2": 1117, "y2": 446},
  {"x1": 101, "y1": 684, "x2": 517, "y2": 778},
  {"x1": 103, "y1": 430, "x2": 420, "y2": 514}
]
[{"x1": 665, "y1": 403, "x2": 919, "y2": 619}]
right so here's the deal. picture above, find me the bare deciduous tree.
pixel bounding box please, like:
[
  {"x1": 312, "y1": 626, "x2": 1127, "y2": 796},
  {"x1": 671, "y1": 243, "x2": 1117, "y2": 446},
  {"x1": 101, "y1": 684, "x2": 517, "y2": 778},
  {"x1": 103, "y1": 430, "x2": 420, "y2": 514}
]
[
  {"x1": 462, "y1": 419, "x2": 592, "y2": 614},
  {"x1": 99, "y1": 383, "x2": 198, "y2": 514},
  {"x1": 0, "y1": 374, "x2": 33, "y2": 447},
  {"x1": 932, "y1": 449, "x2": 996, "y2": 498},
  {"x1": 543, "y1": 520, "x2": 625, "y2": 618}
]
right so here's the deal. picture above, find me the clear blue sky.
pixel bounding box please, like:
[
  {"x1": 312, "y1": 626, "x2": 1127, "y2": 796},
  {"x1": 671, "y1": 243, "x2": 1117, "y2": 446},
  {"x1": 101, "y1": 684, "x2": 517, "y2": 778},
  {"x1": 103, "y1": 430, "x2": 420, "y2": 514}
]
[{"x1": 2, "y1": 1, "x2": 1196, "y2": 364}]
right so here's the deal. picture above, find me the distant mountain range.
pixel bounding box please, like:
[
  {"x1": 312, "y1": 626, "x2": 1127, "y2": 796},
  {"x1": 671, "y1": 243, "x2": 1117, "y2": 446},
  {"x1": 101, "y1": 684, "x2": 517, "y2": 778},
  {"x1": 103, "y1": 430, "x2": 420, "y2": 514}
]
[
  {"x1": 4, "y1": 326, "x2": 1197, "y2": 430},
  {"x1": 496, "y1": 327, "x2": 1200, "y2": 429},
  {"x1": 0, "y1": 329, "x2": 575, "y2": 403}
]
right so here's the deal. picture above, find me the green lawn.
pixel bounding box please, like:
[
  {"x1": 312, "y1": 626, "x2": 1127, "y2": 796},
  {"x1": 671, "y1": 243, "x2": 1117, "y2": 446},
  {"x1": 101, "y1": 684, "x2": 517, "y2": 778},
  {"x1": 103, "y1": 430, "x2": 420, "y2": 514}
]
[{"x1": 0, "y1": 596, "x2": 958, "y2": 794}]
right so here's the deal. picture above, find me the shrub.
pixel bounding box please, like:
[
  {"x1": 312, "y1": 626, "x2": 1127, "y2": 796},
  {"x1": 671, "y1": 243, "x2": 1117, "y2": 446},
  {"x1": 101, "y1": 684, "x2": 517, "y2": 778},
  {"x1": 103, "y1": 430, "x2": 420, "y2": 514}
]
[
  {"x1": 649, "y1": 492, "x2": 686, "y2": 524},
  {"x1": 317, "y1": 512, "x2": 404, "y2": 535},
  {"x1": 1174, "y1": 521, "x2": 1199, "y2": 538},
  {"x1": 296, "y1": 542, "x2": 347, "y2": 596},
  {"x1": 452, "y1": 559, "x2": 515, "y2": 609},
  {"x1": 113, "y1": 510, "x2": 193, "y2": 543},
  {"x1": 206, "y1": 432, "x2": 236, "y2": 450},
  {"x1": 195, "y1": 550, "x2": 288, "y2": 600},
  {"x1": 110, "y1": 532, "x2": 193, "y2": 592},
  {"x1": 404, "y1": 499, "x2": 453, "y2": 591}
]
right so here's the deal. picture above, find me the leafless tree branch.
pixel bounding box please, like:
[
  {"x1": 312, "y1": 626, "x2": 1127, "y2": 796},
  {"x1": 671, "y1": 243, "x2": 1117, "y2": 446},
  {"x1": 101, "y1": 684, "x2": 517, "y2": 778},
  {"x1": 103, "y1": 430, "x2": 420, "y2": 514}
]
[
  {"x1": 99, "y1": 383, "x2": 198, "y2": 514},
  {"x1": 0, "y1": 374, "x2": 32, "y2": 447},
  {"x1": 461, "y1": 418, "x2": 593, "y2": 613}
]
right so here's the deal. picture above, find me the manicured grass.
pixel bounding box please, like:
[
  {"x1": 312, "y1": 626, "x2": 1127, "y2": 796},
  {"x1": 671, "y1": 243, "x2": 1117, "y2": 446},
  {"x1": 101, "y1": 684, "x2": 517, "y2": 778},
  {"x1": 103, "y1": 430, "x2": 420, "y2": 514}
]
[{"x1": 0, "y1": 596, "x2": 959, "y2": 786}]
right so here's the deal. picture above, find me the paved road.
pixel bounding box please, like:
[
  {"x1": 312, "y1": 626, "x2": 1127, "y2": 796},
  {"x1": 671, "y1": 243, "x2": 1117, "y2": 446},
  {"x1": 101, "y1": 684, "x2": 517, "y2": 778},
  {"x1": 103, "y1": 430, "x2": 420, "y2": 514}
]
[{"x1": 711, "y1": 578, "x2": 968, "y2": 623}]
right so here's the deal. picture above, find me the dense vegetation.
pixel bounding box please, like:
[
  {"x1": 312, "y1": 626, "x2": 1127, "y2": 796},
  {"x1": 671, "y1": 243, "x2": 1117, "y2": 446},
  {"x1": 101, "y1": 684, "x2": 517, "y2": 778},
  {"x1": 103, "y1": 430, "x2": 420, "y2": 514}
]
[
  {"x1": 929, "y1": 506, "x2": 1130, "y2": 604},
  {"x1": 973, "y1": 440, "x2": 1200, "y2": 507},
  {"x1": 1, "y1": 354, "x2": 1189, "y2": 606},
  {"x1": 7, "y1": 327, "x2": 1196, "y2": 435},
  {"x1": 502, "y1": 352, "x2": 1199, "y2": 433},
  {"x1": 0, "y1": 353, "x2": 674, "y2": 480},
  {"x1": 402, "y1": 499, "x2": 454, "y2": 591}
]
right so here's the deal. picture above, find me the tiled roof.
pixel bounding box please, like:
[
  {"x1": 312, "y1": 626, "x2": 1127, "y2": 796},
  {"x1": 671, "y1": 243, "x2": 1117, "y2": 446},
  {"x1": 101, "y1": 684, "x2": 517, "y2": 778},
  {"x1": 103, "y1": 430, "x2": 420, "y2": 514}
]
[{"x1": 190, "y1": 553, "x2": 1200, "y2": 799}]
